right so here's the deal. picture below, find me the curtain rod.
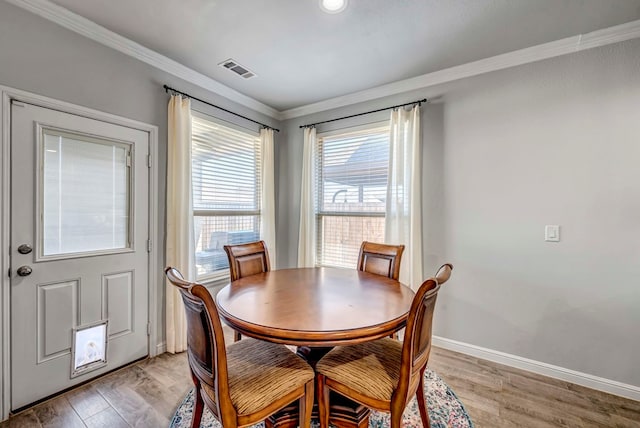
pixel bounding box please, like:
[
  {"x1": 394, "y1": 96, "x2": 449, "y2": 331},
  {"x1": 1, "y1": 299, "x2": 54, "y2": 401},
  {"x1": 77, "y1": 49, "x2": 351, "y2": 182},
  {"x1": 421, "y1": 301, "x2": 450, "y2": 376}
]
[
  {"x1": 299, "y1": 98, "x2": 427, "y2": 129},
  {"x1": 163, "y1": 85, "x2": 280, "y2": 132}
]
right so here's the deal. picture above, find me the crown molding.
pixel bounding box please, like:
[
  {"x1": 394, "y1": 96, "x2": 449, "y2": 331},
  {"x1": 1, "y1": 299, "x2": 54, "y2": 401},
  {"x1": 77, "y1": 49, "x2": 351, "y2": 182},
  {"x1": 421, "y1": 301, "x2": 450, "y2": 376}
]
[
  {"x1": 8, "y1": 0, "x2": 640, "y2": 122},
  {"x1": 281, "y1": 19, "x2": 640, "y2": 119},
  {"x1": 6, "y1": 0, "x2": 281, "y2": 119}
]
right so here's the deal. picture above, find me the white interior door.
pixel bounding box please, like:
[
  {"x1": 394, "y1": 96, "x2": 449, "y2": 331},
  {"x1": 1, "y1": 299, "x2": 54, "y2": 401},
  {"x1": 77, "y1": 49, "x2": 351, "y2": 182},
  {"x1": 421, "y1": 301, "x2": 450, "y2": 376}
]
[{"x1": 10, "y1": 102, "x2": 150, "y2": 410}]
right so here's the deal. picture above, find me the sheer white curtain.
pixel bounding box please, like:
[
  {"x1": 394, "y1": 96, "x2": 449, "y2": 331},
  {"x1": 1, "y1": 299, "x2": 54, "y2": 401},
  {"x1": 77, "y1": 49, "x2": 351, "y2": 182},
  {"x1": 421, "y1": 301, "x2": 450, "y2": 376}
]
[
  {"x1": 385, "y1": 105, "x2": 423, "y2": 289},
  {"x1": 260, "y1": 128, "x2": 277, "y2": 268},
  {"x1": 165, "y1": 95, "x2": 194, "y2": 353},
  {"x1": 297, "y1": 127, "x2": 317, "y2": 267}
]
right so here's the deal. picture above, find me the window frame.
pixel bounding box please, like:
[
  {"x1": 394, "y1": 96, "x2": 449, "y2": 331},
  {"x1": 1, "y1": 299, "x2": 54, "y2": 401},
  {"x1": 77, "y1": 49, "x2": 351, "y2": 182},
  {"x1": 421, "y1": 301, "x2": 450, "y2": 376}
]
[
  {"x1": 191, "y1": 111, "x2": 262, "y2": 282},
  {"x1": 37, "y1": 126, "x2": 134, "y2": 262},
  {"x1": 315, "y1": 121, "x2": 390, "y2": 268}
]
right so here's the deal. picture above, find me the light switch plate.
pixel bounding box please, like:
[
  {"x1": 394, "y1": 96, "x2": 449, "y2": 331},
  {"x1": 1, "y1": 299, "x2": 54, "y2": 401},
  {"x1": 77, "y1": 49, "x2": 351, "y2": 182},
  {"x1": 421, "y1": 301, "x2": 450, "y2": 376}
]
[{"x1": 545, "y1": 225, "x2": 560, "y2": 242}]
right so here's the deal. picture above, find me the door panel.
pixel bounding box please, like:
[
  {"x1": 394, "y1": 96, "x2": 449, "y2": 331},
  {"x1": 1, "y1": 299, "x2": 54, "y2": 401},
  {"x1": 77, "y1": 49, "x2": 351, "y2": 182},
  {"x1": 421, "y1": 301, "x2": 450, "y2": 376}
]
[
  {"x1": 10, "y1": 103, "x2": 149, "y2": 409},
  {"x1": 37, "y1": 280, "x2": 79, "y2": 362},
  {"x1": 102, "y1": 271, "x2": 134, "y2": 338}
]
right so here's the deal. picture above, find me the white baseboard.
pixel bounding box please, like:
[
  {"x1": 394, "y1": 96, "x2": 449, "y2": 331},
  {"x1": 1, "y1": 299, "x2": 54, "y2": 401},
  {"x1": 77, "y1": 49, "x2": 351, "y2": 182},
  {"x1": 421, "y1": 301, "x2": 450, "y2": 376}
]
[
  {"x1": 432, "y1": 336, "x2": 640, "y2": 402},
  {"x1": 156, "y1": 342, "x2": 167, "y2": 355}
]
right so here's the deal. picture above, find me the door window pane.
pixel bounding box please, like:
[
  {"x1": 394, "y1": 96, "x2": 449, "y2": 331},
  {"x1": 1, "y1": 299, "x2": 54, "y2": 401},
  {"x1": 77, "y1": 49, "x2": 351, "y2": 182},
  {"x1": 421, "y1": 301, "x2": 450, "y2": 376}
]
[{"x1": 42, "y1": 130, "x2": 130, "y2": 256}]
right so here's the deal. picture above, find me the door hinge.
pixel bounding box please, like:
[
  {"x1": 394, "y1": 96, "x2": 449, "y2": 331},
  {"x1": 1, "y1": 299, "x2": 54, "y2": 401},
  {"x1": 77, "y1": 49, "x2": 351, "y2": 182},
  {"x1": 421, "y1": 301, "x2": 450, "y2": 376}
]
[
  {"x1": 147, "y1": 323, "x2": 151, "y2": 336},
  {"x1": 147, "y1": 239, "x2": 152, "y2": 253},
  {"x1": 147, "y1": 154, "x2": 152, "y2": 168},
  {"x1": 126, "y1": 152, "x2": 132, "y2": 167},
  {"x1": 10, "y1": 100, "x2": 25, "y2": 107},
  {"x1": 7, "y1": 268, "x2": 11, "y2": 278}
]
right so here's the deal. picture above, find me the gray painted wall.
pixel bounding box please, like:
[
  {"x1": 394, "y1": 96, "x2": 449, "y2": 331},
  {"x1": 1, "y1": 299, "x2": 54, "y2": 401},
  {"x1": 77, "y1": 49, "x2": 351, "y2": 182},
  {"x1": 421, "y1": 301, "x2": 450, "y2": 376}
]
[
  {"x1": 0, "y1": 1, "x2": 281, "y2": 348},
  {"x1": 438, "y1": 40, "x2": 640, "y2": 387},
  {"x1": 278, "y1": 40, "x2": 640, "y2": 387}
]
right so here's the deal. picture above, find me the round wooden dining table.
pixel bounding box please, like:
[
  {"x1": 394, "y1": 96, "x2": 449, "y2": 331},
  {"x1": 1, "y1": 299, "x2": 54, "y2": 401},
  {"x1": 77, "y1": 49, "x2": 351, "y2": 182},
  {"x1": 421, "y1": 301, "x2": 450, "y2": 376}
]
[
  {"x1": 216, "y1": 267, "x2": 415, "y2": 428},
  {"x1": 216, "y1": 267, "x2": 415, "y2": 347}
]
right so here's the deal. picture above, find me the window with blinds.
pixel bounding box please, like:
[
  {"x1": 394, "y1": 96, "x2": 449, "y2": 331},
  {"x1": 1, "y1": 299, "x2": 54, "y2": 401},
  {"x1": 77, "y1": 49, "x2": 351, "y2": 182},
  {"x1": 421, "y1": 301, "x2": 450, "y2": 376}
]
[
  {"x1": 316, "y1": 125, "x2": 389, "y2": 268},
  {"x1": 192, "y1": 114, "x2": 261, "y2": 279}
]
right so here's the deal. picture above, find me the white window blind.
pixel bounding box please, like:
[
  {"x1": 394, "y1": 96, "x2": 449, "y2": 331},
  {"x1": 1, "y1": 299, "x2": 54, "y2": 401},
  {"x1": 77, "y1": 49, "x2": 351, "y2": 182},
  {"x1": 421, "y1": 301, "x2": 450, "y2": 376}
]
[
  {"x1": 192, "y1": 115, "x2": 261, "y2": 279},
  {"x1": 42, "y1": 130, "x2": 130, "y2": 257},
  {"x1": 316, "y1": 125, "x2": 389, "y2": 268}
]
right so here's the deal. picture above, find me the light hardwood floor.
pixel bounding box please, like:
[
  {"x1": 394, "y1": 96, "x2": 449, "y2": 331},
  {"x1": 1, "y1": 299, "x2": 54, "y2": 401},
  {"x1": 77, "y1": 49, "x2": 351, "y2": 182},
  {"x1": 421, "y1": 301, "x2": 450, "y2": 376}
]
[
  {"x1": 427, "y1": 347, "x2": 640, "y2": 427},
  {"x1": 2, "y1": 329, "x2": 639, "y2": 427}
]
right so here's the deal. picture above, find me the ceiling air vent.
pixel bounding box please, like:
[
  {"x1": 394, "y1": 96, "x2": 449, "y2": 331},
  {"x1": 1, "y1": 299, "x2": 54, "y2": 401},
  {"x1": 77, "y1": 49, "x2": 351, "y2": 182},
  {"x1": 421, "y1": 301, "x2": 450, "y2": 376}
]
[{"x1": 219, "y1": 59, "x2": 256, "y2": 79}]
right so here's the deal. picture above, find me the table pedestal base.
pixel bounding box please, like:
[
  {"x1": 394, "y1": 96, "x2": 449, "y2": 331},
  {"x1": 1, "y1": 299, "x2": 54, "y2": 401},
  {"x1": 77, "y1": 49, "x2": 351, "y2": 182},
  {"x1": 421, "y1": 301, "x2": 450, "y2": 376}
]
[
  {"x1": 265, "y1": 393, "x2": 369, "y2": 428},
  {"x1": 265, "y1": 346, "x2": 369, "y2": 428}
]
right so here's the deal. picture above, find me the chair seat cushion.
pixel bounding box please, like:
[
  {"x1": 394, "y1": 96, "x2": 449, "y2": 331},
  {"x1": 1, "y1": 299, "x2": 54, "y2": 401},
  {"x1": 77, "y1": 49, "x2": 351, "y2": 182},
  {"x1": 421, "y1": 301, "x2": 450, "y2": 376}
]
[
  {"x1": 202, "y1": 338, "x2": 314, "y2": 415},
  {"x1": 316, "y1": 338, "x2": 402, "y2": 402}
]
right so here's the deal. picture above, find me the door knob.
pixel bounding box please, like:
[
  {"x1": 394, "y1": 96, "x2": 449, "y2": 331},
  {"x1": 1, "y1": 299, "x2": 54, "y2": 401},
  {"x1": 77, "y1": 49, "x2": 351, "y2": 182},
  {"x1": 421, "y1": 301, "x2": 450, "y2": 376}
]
[
  {"x1": 16, "y1": 266, "x2": 32, "y2": 277},
  {"x1": 17, "y1": 244, "x2": 33, "y2": 254}
]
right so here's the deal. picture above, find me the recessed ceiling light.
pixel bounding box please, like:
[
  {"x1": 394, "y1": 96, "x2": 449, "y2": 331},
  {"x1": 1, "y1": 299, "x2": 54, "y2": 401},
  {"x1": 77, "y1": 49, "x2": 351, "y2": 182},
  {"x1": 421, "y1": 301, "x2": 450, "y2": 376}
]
[{"x1": 320, "y1": 0, "x2": 347, "y2": 14}]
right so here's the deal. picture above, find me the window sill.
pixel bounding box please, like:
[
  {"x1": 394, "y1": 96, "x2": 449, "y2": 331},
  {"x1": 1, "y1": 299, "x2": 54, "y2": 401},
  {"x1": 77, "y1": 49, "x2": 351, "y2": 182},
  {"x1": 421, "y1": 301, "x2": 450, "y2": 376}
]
[{"x1": 197, "y1": 271, "x2": 231, "y2": 296}]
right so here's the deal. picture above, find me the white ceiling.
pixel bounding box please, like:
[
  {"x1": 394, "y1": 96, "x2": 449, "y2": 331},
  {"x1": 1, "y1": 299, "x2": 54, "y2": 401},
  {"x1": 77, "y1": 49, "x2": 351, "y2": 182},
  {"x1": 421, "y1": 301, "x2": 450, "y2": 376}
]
[{"x1": 47, "y1": 0, "x2": 640, "y2": 112}]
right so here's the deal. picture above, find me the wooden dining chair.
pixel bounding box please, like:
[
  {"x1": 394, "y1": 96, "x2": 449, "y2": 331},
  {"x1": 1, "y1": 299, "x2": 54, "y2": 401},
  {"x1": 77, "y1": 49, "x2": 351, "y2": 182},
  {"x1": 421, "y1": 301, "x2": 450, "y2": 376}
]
[
  {"x1": 357, "y1": 241, "x2": 405, "y2": 281},
  {"x1": 357, "y1": 241, "x2": 405, "y2": 339},
  {"x1": 224, "y1": 240, "x2": 271, "y2": 341},
  {"x1": 165, "y1": 267, "x2": 314, "y2": 428},
  {"x1": 316, "y1": 263, "x2": 453, "y2": 428}
]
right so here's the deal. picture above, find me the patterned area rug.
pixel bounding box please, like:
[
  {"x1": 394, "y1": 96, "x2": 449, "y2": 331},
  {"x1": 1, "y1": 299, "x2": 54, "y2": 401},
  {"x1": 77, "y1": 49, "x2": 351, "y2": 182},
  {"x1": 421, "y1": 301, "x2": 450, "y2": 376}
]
[{"x1": 170, "y1": 368, "x2": 474, "y2": 428}]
